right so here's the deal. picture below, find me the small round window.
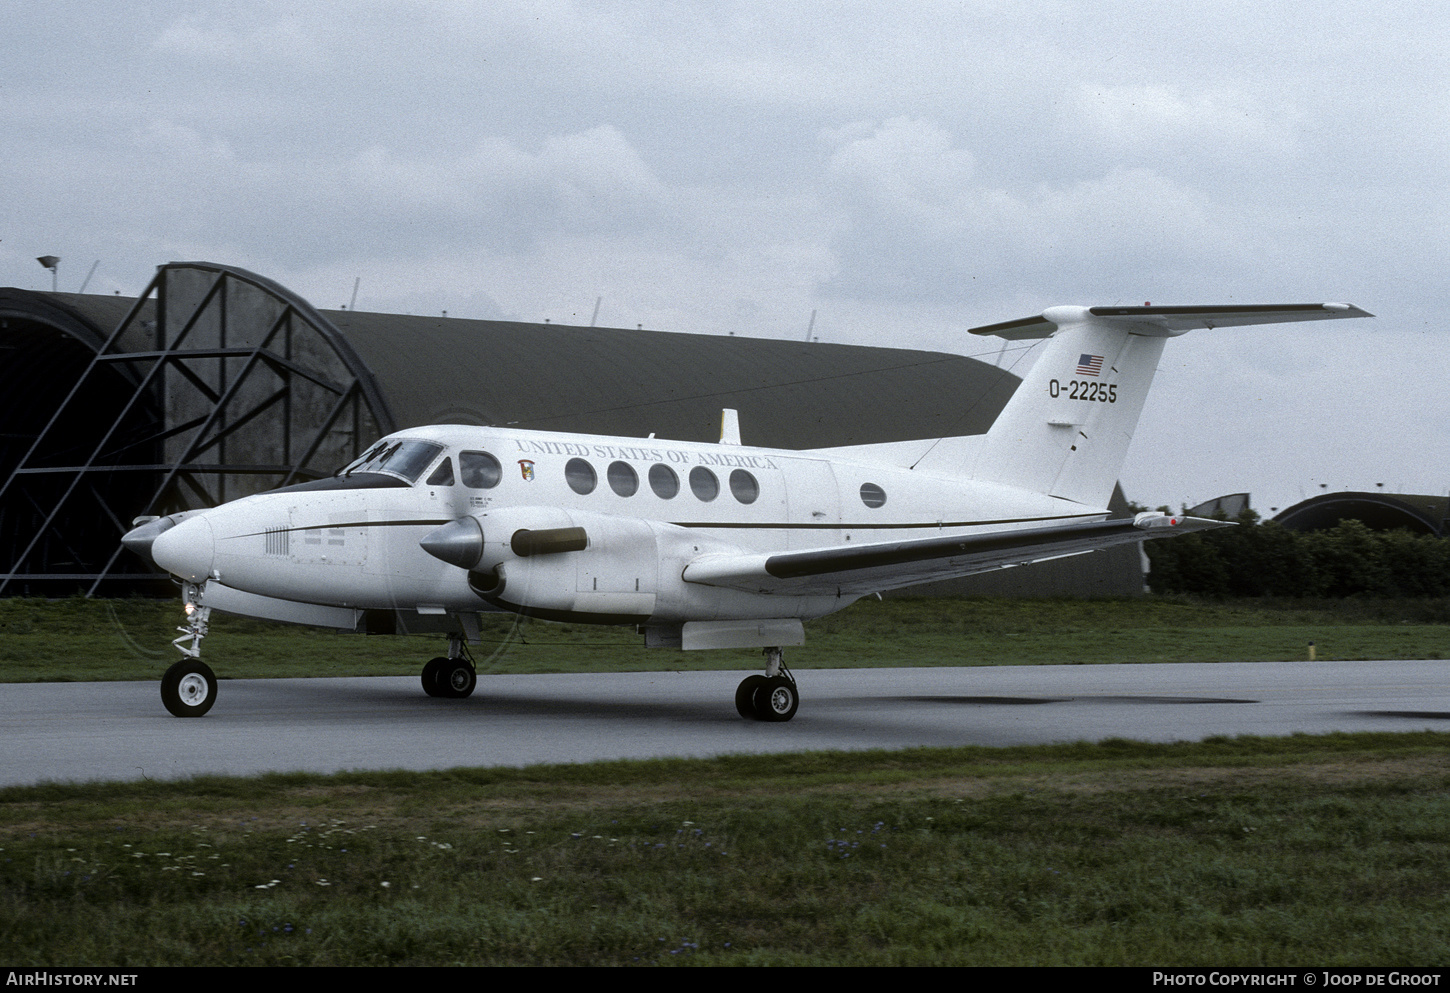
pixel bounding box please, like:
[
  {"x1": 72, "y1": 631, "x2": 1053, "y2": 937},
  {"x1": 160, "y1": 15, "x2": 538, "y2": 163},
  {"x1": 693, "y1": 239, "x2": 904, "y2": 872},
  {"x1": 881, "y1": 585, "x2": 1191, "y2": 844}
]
[
  {"x1": 460, "y1": 451, "x2": 502, "y2": 489},
  {"x1": 729, "y1": 469, "x2": 759, "y2": 504},
  {"x1": 649, "y1": 463, "x2": 679, "y2": 499},
  {"x1": 565, "y1": 458, "x2": 597, "y2": 495},
  {"x1": 607, "y1": 460, "x2": 638, "y2": 497},
  {"x1": 860, "y1": 482, "x2": 887, "y2": 508},
  {"x1": 689, "y1": 466, "x2": 719, "y2": 502}
]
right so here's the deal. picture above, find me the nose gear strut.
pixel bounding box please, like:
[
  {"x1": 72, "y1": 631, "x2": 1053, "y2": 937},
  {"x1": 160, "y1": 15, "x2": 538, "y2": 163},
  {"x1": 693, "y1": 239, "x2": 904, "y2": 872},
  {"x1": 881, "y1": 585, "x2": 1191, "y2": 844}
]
[{"x1": 160, "y1": 581, "x2": 218, "y2": 717}]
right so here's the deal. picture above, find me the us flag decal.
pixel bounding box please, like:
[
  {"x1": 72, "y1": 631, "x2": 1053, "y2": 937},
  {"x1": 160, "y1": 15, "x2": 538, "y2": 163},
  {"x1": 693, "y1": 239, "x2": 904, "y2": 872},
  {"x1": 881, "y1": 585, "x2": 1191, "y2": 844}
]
[{"x1": 1076, "y1": 354, "x2": 1103, "y2": 377}]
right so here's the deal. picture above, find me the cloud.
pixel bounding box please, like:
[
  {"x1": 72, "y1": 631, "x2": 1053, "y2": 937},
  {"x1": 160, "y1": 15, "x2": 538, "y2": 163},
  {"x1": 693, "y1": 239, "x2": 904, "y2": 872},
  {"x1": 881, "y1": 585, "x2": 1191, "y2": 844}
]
[
  {"x1": 820, "y1": 117, "x2": 1229, "y2": 308},
  {"x1": 153, "y1": 15, "x2": 323, "y2": 66},
  {"x1": 137, "y1": 120, "x2": 239, "y2": 165},
  {"x1": 826, "y1": 117, "x2": 976, "y2": 235},
  {"x1": 332, "y1": 125, "x2": 675, "y2": 254},
  {"x1": 1066, "y1": 83, "x2": 1298, "y2": 159}
]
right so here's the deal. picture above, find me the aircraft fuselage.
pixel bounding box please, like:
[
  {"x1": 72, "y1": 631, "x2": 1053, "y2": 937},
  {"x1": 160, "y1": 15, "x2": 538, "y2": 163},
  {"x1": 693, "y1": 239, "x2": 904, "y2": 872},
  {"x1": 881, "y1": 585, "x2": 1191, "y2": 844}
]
[{"x1": 149, "y1": 423, "x2": 1098, "y2": 629}]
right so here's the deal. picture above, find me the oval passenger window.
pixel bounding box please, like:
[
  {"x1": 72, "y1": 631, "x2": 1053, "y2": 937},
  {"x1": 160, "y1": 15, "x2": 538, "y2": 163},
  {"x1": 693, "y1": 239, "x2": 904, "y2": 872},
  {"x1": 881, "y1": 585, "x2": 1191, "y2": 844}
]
[
  {"x1": 607, "y1": 461, "x2": 639, "y2": 497},
  {"x1": 649, "y1": 463, "x2": 679, "y2": 499},
  {"x1": 565, "y1": 458, "x2": 597, "y2": 495},
  {"x1": 689, "y1": 467, "x2": 719, "y2": 502},
  {"x1": 729, "y1": 469, "x2": 759, "y2": 504}
]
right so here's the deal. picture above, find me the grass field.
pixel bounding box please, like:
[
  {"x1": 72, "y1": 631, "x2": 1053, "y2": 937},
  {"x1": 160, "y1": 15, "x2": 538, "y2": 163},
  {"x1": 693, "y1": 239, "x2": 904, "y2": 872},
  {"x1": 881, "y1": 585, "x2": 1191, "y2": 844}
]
[
  {"x1": 2, "y1": 595, "x2": 1449, "y2": 683},
  {"x1": 2, "y1": 733, "x2": 1449, "y2": 966}
]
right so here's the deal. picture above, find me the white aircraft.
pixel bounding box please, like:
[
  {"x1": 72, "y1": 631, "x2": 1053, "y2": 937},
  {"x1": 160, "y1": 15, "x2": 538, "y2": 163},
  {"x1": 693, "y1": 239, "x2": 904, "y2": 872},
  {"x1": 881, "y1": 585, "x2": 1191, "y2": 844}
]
[{"x1": 123, "y1": 302, "x2": 1370, "y2": 720}]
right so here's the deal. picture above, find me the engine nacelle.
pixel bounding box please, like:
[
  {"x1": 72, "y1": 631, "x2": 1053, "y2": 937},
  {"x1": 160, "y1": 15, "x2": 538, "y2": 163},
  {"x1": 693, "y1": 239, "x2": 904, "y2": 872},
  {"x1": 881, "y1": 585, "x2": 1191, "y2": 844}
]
[
  {"x1": 419, "y1": 505, "x2": 580, "y2": 572},
  {"x1": 423, "y1": 507, "x2": 663, "y2": 621},
  {"x1": 420, "y1": 507, "x2": 847, "y2": 626}
]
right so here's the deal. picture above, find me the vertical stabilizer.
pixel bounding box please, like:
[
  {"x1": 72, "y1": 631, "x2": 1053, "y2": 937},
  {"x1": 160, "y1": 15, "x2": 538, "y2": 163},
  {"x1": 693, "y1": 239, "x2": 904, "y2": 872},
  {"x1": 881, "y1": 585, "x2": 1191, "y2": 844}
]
[
  {"x1": 966, "y1": 310, "x2": 1165, "y2": 507},
  {"x1": 924, "y1": 302, "x2": 1372, "y2": 508}
]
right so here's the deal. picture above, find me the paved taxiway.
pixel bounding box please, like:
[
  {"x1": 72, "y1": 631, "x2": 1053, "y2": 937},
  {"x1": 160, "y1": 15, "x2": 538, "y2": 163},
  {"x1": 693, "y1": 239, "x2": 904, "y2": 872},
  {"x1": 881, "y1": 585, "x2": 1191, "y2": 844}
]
[{"x1": 3, "y1": 660, "x2": 1448, "y2": 786}]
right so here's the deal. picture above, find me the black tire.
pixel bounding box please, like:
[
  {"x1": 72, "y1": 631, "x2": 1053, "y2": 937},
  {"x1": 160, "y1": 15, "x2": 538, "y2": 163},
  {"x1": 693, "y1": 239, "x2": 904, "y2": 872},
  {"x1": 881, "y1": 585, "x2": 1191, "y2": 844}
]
[
  {"x1": 421, "y1": 657, "x2": 448, "y2": 697},
  {"x1": 752, "y1": 675, "x2": 799, "y2": 722},
  {"x1": 735, "y1": 675, "x2": 767, "y2": 719},
  {"x1": 161, "y1": 659, "x2": 217, "y2": 718},
  {"x1": 437, "y1": 659, "x2": 477, "y2": 699}
]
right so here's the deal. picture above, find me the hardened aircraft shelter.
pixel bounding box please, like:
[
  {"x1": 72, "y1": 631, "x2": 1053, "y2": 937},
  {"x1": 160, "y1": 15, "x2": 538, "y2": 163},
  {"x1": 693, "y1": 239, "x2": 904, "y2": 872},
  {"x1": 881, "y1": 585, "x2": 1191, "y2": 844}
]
[
  {"x1": 1273, "y1": 492, "x2": 1449, "y2": 536},
  {"x1": 0, "y1": 261, "x2": 1139, "y2": 600}
]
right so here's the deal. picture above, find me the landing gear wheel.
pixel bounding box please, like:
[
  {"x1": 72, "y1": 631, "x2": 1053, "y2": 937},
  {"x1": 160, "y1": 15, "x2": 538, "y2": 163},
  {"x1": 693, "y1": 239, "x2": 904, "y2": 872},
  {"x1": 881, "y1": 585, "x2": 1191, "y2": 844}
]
[
  {"x1": 752, "y1": 675, "x2": 799, "y2": 722},
  {"x1": 735, "y1": 675, "x2": 767, "y2": 719},
  {"x1": 421, "y1": 657, "x2": 448, "y2": 697},
  {"x1": 161, "y1": 659, "x2": 217, "y2": 718},
  {"x1": 436, "y1": 659, "x2": 477, "y2": 699}
]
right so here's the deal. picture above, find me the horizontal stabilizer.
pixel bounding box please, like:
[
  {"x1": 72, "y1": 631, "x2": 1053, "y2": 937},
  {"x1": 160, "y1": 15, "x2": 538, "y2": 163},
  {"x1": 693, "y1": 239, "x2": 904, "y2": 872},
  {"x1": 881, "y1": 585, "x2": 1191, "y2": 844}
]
[
  {"x1": 970, "y1": 303, "x2": 1372, "y2": 340},
  {"x1": 683, "y1": 514, "x2": 1230, "y2": 597}
]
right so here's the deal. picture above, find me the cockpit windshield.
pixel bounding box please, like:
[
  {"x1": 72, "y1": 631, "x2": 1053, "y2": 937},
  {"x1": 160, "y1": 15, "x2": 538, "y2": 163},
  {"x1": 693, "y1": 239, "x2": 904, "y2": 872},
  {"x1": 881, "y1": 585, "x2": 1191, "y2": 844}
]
[{"x1": 338, "y1": 440, "x2": 445, "y2": 484}]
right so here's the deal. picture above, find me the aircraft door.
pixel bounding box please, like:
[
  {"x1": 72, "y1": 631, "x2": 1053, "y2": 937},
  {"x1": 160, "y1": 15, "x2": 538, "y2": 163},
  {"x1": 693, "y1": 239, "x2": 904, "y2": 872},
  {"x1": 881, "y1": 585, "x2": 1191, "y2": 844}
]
[{"x1": 783, "y1": 457, "x2": 842, "y2": 550}]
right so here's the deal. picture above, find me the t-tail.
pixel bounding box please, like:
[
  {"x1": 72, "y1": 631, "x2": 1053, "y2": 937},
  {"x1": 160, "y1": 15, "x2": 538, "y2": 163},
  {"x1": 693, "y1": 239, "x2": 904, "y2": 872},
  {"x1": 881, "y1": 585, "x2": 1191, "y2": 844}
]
[{"x1": 929, "y1": 303, "x2": 1373, "y2": 508}]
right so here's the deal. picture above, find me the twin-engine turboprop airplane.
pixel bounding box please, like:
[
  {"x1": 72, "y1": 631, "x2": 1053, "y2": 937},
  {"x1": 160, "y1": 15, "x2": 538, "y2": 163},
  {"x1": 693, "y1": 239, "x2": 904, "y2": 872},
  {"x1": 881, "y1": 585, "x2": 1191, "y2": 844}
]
[{"x1": 123, "y1": 302, "x2": 1370, "y2": 719}]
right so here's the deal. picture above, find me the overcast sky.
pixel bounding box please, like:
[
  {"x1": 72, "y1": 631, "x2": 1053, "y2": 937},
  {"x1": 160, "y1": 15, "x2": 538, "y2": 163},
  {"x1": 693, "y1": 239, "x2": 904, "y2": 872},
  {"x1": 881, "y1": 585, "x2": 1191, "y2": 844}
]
[{"x1": 4, "y1": 1, "x2": 1447, "y2": 514}]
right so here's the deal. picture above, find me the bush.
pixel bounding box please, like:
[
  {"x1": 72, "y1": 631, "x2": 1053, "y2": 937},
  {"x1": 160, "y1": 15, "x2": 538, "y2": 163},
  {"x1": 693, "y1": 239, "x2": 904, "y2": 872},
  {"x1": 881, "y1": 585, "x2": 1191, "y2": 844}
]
[{"x1": 1145, "y1": 513, "x2": 1450, "y2": 598}]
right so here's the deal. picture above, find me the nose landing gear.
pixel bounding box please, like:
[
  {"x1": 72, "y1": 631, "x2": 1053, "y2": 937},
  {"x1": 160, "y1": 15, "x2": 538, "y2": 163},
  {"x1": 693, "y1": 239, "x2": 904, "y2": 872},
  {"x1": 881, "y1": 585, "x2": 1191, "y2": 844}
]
[{"x1": 161, "y1": 582, "x2": 217, "y2": 717}]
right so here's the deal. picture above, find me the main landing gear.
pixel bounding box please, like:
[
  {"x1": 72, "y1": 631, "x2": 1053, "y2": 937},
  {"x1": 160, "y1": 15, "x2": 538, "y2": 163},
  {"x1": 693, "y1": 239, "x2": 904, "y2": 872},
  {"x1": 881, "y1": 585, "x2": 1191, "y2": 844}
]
[
  {"x1": 421, "y1": 634, "x2": 477, "y2": 699},
  {"x1": 161, "y1": 582, "x2": 217, "y2": 717},
  {"x1": 735, "y1": 646, "x2": 799, "y2": 722}
]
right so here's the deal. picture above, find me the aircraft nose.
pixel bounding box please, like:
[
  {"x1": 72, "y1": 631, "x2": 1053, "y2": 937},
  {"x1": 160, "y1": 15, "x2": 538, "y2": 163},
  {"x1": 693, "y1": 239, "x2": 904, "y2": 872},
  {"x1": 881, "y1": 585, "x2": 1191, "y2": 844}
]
[
  {"x1": 419, "y1": 517, "x2": 484, "y2": 570},
  {"x1": 150, "y1": 515, "x2": 216, "y2": 583}
]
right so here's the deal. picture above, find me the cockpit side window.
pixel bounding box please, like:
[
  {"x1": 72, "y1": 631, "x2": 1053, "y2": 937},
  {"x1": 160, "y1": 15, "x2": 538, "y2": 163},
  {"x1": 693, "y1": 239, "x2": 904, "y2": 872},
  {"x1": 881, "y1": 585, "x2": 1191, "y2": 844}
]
[
  {"x1": 426, "y1": 458, "x2": 455, "y2": 486},
  {"x1": 460, "y1": 451, "x2": 503, "y2": 489}
]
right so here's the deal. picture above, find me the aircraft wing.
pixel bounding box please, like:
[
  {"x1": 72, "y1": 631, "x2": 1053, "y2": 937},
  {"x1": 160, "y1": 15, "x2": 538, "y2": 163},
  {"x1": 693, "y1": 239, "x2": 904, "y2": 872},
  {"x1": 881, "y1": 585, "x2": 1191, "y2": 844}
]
[{"x1": 682, "y1": 514, "x2": 1229, "y2": 597}]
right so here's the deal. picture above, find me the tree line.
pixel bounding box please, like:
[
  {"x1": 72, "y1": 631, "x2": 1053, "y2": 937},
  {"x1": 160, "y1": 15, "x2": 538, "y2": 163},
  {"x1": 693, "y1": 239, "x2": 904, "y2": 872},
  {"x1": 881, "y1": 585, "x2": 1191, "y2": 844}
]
[{"x1": 1143, "y1": 510, "x2": 1450, "y2": 598}]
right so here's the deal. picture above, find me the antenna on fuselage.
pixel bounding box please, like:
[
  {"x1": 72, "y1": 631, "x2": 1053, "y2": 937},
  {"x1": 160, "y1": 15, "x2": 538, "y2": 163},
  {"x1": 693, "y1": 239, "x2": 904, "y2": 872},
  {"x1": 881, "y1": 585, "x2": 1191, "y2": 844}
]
[{"x1": 719, "y1": 408, "x2": 742, "y2": 446}]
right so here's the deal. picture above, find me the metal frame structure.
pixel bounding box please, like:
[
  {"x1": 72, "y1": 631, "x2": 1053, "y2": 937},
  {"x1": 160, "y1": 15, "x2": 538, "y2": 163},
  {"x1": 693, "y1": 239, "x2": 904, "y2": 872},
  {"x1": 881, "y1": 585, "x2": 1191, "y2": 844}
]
[{"x1": 0, "y1": 262, "x2": 394, "y2": 596}]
